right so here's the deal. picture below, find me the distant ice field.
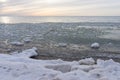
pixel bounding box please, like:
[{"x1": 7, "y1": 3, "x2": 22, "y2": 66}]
[{"x1": 0, "y1": 16, "x2": 120, "y2": 45}]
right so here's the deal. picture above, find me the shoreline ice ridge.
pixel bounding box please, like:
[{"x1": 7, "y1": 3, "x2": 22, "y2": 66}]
[{"x1": 0, "y1": 48, "x2": 119, "y2": 80}]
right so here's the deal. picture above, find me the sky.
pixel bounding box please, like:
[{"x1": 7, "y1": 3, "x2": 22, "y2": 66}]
[{"x1": 0, "y1": 0, "x2": 120, "y2": 16}]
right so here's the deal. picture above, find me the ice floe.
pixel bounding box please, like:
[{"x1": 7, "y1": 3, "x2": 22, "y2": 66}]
[
  {"x1": 91, "y1": 42, "x2": 100, "y2": 49},
  {"x1": 23, "y1": 37, "x2": 32, "y2": 43},
  {"x1": 10, "y1": 41, "x2": 24, "y2": 46}
]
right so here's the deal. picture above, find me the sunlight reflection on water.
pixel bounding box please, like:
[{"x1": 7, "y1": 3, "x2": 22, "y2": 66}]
[
  {"x1": 0, "y1": 16, "x2": 120, "y2": 23},
  {"x1": 0, "y1": 16, "x2": 11, "y2": 23}
]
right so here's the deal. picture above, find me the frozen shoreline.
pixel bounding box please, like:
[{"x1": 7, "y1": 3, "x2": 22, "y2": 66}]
[{"x1": 0, "y1": 48, "x2": 120, "y2": 80}]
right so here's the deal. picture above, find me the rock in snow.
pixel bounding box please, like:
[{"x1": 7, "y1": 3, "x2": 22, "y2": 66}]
[{"x1": 0, "y1": 48, "x2": 120, "y2": 80}]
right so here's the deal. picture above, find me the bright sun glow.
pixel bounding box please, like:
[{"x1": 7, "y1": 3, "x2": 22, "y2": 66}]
[
  {"x1": 0, "y1": 0, "x2": 7, "y2": 2},
  {"x1": 1, "y1": 17, "x2": 10, "y2": 23}
]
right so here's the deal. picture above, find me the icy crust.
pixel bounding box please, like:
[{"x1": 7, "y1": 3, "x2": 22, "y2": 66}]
[{"x1": 0, "y1": 48, "x2": 120, "y2": 80}]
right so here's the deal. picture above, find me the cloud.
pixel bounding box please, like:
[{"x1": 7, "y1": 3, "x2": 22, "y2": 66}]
[{"x1": 0, "y1": 0, "x2": 120, "y2": 16}]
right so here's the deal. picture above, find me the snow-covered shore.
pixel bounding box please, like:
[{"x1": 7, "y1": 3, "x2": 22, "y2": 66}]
[{"x1": 0, "y1": 48, "x2": 120, "y2": 80}]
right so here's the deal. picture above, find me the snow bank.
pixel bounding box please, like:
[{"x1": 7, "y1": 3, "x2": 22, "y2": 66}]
[{"x1": 0, "y1": 48, "x2": 120, "y2": 80}]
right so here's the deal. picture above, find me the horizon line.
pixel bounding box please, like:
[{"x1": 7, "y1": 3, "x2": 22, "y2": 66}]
[{"x1": 0, "y1": 15, "x2": 120, "y2": 17}]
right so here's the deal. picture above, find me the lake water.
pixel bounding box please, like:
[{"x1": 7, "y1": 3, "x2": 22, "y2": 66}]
[
  {"x1": 0, "y1": 16, "x2": 120, "y2": 45},
  {"x1": 0, "y1": 16, "x2": 120, "y2": 23}
]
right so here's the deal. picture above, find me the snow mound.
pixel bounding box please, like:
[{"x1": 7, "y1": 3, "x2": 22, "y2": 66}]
[{"x1": 0, "y1": 48, "x2": 120, "y2": 80}]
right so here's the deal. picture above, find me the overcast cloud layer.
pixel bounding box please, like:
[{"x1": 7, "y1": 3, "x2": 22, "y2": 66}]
[{"x1": 0, "y1": 0, "x2": 120, "y2": 16}]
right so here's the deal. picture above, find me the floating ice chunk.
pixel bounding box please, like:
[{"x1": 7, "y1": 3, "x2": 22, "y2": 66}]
[
  {"x1": 91, "y1": 42, "x2": 100, "y2": 49},
  {"x1": 10, "y1": 41, "x2": 24, "y2": 46},
  {"x1": 107, "y1": 42, "x2": 114, "y2": 47},
  {"x1": 12, "y1": 47, "x2": 38, "y2": 58},
  {"x1": 58, "y1": 43, "x2": 67, "y2": 47},
  {"x1": 58, "y1": 33, "x2": 62, "y2": 36},
  {"x1": 70, "y1": 44, "x2": 80, "y2": 50},
  {"x1": 79, "y1": 58, "x2": 95, "y2": 65},
  {"x1": 23, "y1": 37, "x2": 32, "y2": 43}
]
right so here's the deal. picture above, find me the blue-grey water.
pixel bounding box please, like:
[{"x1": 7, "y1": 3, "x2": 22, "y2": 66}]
[
  {"x1": 0, "y1": 16, "x2": 120, "y2": 45},
  {"x1": 0, "y1": 16, "x2": 120, "y2": 23}
]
